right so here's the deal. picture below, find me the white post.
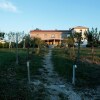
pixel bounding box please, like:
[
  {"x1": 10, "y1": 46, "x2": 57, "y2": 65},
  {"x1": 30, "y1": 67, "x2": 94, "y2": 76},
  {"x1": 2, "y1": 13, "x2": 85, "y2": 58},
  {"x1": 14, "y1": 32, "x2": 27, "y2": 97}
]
[
  {"x1": 23, "y1": 39, "x2": 25, "y2": 48},
  {"x1": 27, "y1": 61, "x2": 30, "y2": 84},
  {"x1": 72, "y1": 65, "x2": 77, "y2": 85}
]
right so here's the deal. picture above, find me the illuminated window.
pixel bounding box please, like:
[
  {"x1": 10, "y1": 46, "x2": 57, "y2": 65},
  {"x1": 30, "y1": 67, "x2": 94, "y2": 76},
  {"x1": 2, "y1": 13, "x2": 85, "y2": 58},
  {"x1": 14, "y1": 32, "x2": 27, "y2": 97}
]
[{"x1": 51, "y1": 34, "x2": 55, "y2": 38}]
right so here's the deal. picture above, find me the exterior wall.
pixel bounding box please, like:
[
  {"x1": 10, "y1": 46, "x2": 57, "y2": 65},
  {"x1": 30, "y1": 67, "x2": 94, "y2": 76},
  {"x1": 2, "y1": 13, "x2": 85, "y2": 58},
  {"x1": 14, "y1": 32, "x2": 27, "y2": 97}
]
[
  {"x1": 30, "y1": 31, "x2": 62, "y2": 40},
  {"x1": 30, "y1": 30, "x2": 70, "y2": 45},
  {"x1": 72, "y1": 28, "x2": 88, "y2": 40},
  {"x1": 30, "y1": 26, "x2": 89, "y2": 46}
]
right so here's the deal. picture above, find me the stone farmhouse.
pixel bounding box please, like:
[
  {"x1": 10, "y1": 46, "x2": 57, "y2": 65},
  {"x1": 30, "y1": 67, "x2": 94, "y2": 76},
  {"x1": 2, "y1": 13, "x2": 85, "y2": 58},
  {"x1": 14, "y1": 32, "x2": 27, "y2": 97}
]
[{"x1": 30, "y1": 26, "x2": 89, "y2": 46}]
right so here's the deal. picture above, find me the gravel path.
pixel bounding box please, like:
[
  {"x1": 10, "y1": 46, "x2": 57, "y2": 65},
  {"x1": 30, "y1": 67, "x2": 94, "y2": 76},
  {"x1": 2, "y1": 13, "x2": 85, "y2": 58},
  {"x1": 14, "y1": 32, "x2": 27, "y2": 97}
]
[{"x1": 31, "y1": 49, "x2": 100, "y2": 100}]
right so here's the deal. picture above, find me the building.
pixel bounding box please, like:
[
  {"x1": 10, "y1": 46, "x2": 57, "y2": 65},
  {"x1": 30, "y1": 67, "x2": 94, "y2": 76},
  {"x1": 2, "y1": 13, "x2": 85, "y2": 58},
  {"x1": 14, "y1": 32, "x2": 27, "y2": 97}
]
[
  {"x1": 71, "y1": 26, "x2": 89, "y2": 41},
  {"x1": 30, "y1": 30, "x2": 71, "y2": 45},
  {"x1": 71, "y1": 26, "x2": 89, "y2": 47},
  {"x1": 30, "y1": 26, "x2": 89, "y2": 46}
]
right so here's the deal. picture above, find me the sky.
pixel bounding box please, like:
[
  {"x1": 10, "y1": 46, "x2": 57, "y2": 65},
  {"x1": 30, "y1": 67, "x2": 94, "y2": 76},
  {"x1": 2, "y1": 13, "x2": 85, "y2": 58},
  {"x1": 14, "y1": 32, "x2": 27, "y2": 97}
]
[{"x1": 0, "y1": 0, "x2": 100, "y2": 33}]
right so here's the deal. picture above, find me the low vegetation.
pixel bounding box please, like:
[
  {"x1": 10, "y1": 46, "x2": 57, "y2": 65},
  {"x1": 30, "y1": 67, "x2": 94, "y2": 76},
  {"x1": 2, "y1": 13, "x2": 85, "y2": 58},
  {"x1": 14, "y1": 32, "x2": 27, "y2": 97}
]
[
  {"x1": 52, "y1": 48, "x2": 100, "y2": 88},
  {"x1": 0, "y1": 48, "x2": 45, "y2": 99}
]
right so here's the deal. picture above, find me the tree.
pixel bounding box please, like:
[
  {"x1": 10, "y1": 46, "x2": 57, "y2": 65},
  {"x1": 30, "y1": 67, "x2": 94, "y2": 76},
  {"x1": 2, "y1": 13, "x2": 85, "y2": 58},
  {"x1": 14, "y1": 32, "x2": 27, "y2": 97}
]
[
  {"x1": 86, "y1": 28, "x2": 99, "y2": 46},
  {"x1": 7, "y1": 32, "x2": 24, "y2": 48},
  {"x1": 24, "y1": 34, "x2": 31, "y2": 60},
  {"x1": 62, "y1": 32, "x2": 75, "y2": 59},
  {"x1": 16, "y1": 33, "x2": 18, "y2": 65},
  {"x1": 86, "y1": 28, "x2": 100, "y2": 62},
  {"x1": 0, "y1": 32, "x2": 5, "y2": 39},
  {"x1": 0, "y1": 32, "x2": 5, "y2": 48},
  {"x1": 31, "y1": 37, "x2": 43, "y2": 54},
  {"x1": 73, "y1": 30, "x2": 82, "y2": 64},
  {"x1": 34, "y1": 28, "x2": 41, "y2": 30},
  {"x1": 7, "y1": 32, "x2": 15, "y2": 48},
  {"x1": 98, "y1": 31, "x2": 100, "y2": 46},
  {"x1": 68, "y1": 35, "x2": 75, "y2": 58}
]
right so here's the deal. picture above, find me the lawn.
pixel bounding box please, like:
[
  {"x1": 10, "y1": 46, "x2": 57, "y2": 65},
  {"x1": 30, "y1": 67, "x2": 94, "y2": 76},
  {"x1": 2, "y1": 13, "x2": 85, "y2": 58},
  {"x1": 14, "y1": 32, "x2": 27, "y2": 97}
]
[
  {"x1": 0, "y1": 48, "x2": 44, "y2": 100},
  {"x1": 52, "y1": 47, "x2": 100, "y2": 88}
]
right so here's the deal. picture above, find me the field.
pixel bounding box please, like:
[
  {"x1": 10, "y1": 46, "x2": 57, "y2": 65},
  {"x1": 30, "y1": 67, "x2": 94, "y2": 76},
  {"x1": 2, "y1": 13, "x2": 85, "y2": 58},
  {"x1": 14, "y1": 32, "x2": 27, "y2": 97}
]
[
  {"x1": 0, "y1": 47, "x2": 100, "y2": 99},
  {"x1": 0, "y1": 48, "x2": 44, "y2": 100},
  {"x1": 52, "y1": 47, "x2": 100, "y2": 88}
]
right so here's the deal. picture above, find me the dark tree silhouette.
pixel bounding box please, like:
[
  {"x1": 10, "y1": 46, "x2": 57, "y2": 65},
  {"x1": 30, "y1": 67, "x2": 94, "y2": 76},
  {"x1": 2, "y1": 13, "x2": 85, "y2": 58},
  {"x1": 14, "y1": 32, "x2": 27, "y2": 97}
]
[{"x1": 85, "y1": 28, "x2": 100, "y2": 63}]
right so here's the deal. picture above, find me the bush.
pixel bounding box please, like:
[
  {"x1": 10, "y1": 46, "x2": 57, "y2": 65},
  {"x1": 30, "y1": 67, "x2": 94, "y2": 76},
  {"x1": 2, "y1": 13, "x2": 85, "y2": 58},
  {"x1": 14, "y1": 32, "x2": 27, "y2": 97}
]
[
  {"x1": 86, "y1": 43, "x2": 99, "y2": 47},
  {"x1": 4, "y1": 42, "x2": 9, "y2": 48},
  {"x1": 18, "y1": 41, "x2": 23, "y2": 48},
  {"x1": 86, "y1": 44, "x2": 91, "y2": 47}
]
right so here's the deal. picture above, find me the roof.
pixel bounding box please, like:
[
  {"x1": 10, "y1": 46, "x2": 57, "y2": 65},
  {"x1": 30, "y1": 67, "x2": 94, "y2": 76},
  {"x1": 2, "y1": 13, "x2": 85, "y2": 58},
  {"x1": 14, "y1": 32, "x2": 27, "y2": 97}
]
[
  {"x1": 72, "y1": 26, "x2": 89, "y2": 29},
  {"x1": 30, "y1": 30, "x2": 71, "y2": 33}
]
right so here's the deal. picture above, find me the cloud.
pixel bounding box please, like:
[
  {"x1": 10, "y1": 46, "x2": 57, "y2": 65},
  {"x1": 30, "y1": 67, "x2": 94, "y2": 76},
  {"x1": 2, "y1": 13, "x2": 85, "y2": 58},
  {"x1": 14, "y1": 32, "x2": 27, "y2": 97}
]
[{"x1": 0, "y1": 0, "x2": 19, "y2": 13}]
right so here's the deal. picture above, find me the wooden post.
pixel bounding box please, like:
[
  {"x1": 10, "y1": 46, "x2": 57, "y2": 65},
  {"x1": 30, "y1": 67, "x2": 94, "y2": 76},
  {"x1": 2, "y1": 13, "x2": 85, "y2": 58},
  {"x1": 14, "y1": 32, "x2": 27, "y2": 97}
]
[
  {"x1": 23, "y1": 39, "x2": 25, "y2": 48},
  {"x1": 27, "y1": 61, "x2": 30, "y2": 84}
]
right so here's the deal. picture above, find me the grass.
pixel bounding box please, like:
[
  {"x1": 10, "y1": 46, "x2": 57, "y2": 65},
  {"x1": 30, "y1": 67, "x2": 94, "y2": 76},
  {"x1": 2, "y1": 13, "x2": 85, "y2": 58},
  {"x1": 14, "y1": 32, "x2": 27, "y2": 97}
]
[
  {"x1": 52, "y1": 48, "x2": 100, "y2": 88},
  {"x1": 52, "y1": 48, "x2": 73, "y2": 81},
  {"x1": 0, "y1": 48, "x2": 45, "y2": 100},
  {"x1": 80, "y1": 48, "x2": 100, "y2": 63}
]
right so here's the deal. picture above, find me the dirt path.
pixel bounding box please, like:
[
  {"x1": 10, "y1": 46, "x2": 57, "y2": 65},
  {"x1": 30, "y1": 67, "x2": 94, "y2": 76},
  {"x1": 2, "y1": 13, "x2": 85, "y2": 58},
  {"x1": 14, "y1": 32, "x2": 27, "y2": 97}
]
[{"x1": 31, "y1": 49, "x2": 100, "y2": 100}]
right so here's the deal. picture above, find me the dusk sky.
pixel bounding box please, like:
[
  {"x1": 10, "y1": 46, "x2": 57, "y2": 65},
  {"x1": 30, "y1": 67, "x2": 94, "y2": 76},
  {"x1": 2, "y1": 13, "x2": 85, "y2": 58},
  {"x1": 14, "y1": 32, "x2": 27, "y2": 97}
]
[{"x1": 0, "y1": 0, "x2": 100, "y2": 33}]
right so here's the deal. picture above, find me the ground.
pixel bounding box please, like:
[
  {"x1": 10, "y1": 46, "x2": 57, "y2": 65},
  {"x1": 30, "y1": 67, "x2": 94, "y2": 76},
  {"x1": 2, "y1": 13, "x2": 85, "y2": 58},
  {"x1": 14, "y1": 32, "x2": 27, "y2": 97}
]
[
  {"x1": 30, "y1": 49, "x2": 100, "y2": 100},
  {"x1": 0, "y1": 48, "x2": 100, "y2": 100}
]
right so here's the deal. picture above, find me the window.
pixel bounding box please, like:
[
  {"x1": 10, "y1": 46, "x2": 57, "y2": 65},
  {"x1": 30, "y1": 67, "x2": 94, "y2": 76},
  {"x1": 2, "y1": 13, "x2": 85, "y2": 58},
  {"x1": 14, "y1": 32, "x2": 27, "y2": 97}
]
[{"x1": 51, "y1": 34, "x2": 55, "y2": 38}]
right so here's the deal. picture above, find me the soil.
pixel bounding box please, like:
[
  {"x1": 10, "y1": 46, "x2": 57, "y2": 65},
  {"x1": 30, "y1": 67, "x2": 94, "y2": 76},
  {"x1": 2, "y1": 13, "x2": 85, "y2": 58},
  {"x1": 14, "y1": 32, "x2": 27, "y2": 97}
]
[{"x1": 30, "y1": 49, "x2": 100, "y2": 100}]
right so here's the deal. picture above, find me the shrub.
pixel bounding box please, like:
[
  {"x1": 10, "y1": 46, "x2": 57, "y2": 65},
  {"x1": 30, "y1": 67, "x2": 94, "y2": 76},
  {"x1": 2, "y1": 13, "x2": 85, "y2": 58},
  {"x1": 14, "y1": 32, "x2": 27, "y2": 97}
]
[{"x1": 4, "y1": 42, "x2": 9, "y2": 48}]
